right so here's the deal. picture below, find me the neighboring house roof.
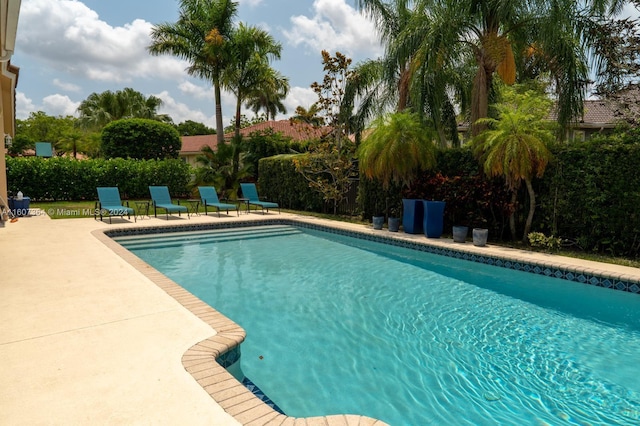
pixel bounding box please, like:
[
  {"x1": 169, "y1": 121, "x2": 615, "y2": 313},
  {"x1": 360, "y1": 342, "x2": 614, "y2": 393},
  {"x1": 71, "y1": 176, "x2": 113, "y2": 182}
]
[
  {"x1": 458, "y1": 99, "x2": 621, "y2": 132},
  {"x1": 548, "y1": 99, "x2": 619, "y2": 128},
  {"x1": 180, "y1": 134, "x2": 217, "y2": 154},
  {"x1": 223, "y1": 120, "x2": 328, "y2": 141},
  {"x1": 180, "y1": 120, "x2": 327, "y2": 156}
]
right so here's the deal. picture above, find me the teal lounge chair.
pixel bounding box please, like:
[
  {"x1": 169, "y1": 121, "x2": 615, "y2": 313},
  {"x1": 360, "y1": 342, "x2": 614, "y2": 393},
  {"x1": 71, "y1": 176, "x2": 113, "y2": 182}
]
[
  {"x1": 95, "y1": 187, "x2": 135, "y2": 223},
  {"x1": 240, "y1": 183, "x2": 279, "y2": 214},
  {"x1": 149, "y1": 186, "x2": 189, "y2": 219},
  {"x1": 198, "y1": 186, "x2": 239, "y2": 217}
]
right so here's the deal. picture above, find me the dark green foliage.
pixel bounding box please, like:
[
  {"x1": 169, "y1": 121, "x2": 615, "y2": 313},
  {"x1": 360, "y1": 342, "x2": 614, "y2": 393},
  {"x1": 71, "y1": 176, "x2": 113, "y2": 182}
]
[
  {"x1": 359, "y1": 148, "x2": 512, "y2": 237},
  {"x1": 6, "y1": 157, "x2": 190, "y2": 201},
  {"x1": 257, "y1": 154, "x2": 323, "y2": 211},
  {"x1": 535, "y1": 139, "x2": 640, "y2": 257},
  {"x1": 101, "y1": 118, "x2": 181, "y2": 160},
  {"x1": 244, "y1": 128, "x2": 308, "y2": 178},
  {"x1": 176, "y1": 120, "x2": 215, "y2": 136}
]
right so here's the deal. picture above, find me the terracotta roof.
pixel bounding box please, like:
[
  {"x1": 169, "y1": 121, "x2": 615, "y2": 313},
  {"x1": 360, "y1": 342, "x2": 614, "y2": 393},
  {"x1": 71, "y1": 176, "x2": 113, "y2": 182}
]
[
  {"x1": 180, "y1": 134, "x2": 217, "y2": 154},
  {"x1": 224, "y1": 120, "x2": 328, "y2": 141},
  {"x1": 180, "y1": 120, "x2": 327, "y2": 155}
]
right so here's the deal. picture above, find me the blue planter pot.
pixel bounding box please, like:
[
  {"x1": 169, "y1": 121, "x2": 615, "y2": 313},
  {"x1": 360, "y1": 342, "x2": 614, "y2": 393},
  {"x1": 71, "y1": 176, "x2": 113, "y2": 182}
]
[
  {"x1": 8, "y1": 197, "x2": 31, "y2": 217},
  {"x1": 402, "y1": 199, "x2": 424, "y2": 234},
  {"x1": 422, "y1": 200, "x2": 446, "y2": 238}
]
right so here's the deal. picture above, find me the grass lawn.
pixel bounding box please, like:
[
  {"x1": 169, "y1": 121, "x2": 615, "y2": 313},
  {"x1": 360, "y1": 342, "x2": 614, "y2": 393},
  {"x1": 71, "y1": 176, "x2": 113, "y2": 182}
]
[{"x1": 29, "y1": 200, "x2": 639, "y2": 268}]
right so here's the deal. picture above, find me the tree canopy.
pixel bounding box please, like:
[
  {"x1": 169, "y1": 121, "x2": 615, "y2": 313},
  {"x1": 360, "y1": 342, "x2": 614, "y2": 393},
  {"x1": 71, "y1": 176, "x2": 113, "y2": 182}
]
[{"x1": 77, "y1": 87, "x2": 169, "y2": 130}]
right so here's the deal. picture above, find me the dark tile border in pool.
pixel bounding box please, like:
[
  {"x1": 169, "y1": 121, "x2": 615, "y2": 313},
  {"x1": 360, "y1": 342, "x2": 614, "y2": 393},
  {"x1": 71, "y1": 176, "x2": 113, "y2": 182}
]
[
  {"x1": 104, "y1": 218, "x2": 640, "y2": 295},
  {"x1": 93, "y1": 224, "x2": 387, "y2": 426}
]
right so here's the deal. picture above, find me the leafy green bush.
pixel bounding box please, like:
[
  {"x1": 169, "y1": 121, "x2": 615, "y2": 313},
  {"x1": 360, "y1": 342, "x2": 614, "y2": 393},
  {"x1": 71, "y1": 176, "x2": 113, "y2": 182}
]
[
  {"x1": 244, "y1": 128, "x2": 309, "y2": 178},
  {"x1": 527, "y1": 232, "x2": 562, "y2": 252},
  {"x1": 257, "y1": 154, "x2": 323, "y2": 211},
  {"x1": 6, "y1": 157, "x2": 191, "y2": 200},
  {"x1": 101, "y1": 118, "x2": 181, "y2": 160},
  {"x1": 535, "y1": 139, "x2": 640, "y2": 257}
]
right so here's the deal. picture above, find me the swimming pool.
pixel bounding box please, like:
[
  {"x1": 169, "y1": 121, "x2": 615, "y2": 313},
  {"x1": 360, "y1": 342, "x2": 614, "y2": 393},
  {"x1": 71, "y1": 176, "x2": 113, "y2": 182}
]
[{"x1": 116, "y1": 224, "x2": 640, "y2": 425}]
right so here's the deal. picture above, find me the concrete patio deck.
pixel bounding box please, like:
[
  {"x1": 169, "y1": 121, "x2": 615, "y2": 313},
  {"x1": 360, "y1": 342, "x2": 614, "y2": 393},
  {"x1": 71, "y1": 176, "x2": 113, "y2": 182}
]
[{"x1": 1, "y1": 210, "x2": 639, "y2": 425}]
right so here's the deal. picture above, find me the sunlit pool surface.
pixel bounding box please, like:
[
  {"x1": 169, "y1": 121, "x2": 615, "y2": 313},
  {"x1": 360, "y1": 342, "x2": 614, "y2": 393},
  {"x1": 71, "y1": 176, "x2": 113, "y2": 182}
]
[{"x1": 116, "y1": 225, "x2": 640, "y2": 425}]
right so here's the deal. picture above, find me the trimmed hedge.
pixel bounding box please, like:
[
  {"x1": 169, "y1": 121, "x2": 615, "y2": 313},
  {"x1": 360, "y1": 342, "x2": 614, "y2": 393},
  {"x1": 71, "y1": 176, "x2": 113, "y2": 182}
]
[
  {"x1": 6, "y1": 156, "x2": 191, "y2": 201},
  {"x1": 535, "y1": 141, "x2": 640, "y2": 257},
  {"x1": 260, "y1": 142, "x2": 640, "y2": 257},
  {"x1": 101, "y1": 118, "x2": 181, "y2": 160},
  {"x1": 257, "y1": 154, "x2": 324, "y2": 211}
]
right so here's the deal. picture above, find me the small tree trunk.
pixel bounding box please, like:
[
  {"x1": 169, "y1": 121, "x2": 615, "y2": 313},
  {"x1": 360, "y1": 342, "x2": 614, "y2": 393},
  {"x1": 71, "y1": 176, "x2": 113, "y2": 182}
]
[
  {"x1": 522, "y1": 178, "x2": 536, "y2": 243},
  {"x1": 509, "y1": 190, "x2": 517, "y2": 241}
]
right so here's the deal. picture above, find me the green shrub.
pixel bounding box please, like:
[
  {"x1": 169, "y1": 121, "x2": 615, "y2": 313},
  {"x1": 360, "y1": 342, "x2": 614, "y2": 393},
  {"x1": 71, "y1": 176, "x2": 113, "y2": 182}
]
[
  {"x1": 6, "y1": 156, "x2": 191, "y2": 201},
  {"x1": 528, "y1": 232, "x2": 562, "y2": 252},
  {"x1": 257, "y1": 154, "x2": 323, "y2": 211},
  {"x1": 101, "y1": 118, "x2": 181, "y2": 160}
]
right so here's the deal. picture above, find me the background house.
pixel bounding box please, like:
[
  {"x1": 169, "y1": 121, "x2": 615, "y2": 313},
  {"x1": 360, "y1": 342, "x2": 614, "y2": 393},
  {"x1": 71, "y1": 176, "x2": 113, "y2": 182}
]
[
  {"x1": 457, "y1": 99, "x2": 621, "y2": 142},
  {"x1": 179, "y1": 134, "x2": 217, "y2": 167},
  {"x1": 179, "y1": 120, "x2": 326, "y2": 166}
]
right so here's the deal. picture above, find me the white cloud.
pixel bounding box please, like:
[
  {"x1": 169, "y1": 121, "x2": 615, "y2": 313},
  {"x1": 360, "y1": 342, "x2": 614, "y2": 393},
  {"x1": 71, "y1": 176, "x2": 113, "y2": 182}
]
[
  {"x1": 240, "y1": 0, "x2": 264, "y2": 7},
  {"x1": 179, "y1": 81, "x2": 214, "y2": 100},
  {"x1": 283, "y1": 0, "x2": 381, "y2": 58},
  {"x1": 15, "y1": 92, "x2": 36, "y2": 120},
  {"x1": 155, "y1": 91, "x2": 215, "y2": 127},
  {"x1": 15, "y1": 91, "x2": 79, "y2": 119},
  {"x1": 284, "y1": 86, "x2": 317, "y2": 114},
  {"x1": 53, "y1": 79, "x2": 81, "y2": 92},
  {"x1": 17, "y1": 0, "x2": 188, "y2": 83},
  {"x1": 42, "y1": 94, "x2": 80, "y2": 117}
]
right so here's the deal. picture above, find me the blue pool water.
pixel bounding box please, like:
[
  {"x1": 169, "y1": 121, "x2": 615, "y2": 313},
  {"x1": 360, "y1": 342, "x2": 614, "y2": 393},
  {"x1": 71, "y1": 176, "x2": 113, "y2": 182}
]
[{"x1": 117, "y1": 225, "x2": 640, "y2": 425}]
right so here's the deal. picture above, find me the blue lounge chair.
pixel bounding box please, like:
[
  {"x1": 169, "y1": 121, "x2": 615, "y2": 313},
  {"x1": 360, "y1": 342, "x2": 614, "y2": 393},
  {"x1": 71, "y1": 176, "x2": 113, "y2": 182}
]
[
  {"x1": 198, "y1": 186, "x2": 239, "y2": 217},
  {"x1": 240, "y1": 183, "x2": 279, "y2": 214},
  {"x1": 149, "y1": 186, "x2": 189, "y2": 219},
  {"x1": 95, "y1": 187, "x2": 135, "y2": 223}
]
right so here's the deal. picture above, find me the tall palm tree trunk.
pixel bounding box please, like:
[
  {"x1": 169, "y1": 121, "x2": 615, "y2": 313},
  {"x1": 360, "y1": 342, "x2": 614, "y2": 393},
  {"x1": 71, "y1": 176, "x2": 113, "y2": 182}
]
[
  {"x1": 523, "y1": 178, "x2": 536, "y2": 243},
  {"x1": 471, "y1": 63, "x2": 493, "y2": 136},
  {"x1": 214, "y1": 83, "x2": 224, "y2": 145}
]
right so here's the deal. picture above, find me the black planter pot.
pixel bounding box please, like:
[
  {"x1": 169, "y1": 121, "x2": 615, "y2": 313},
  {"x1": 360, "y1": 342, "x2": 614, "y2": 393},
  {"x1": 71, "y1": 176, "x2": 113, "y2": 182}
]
[{"x1": 388, "y1": 217, "x2": 400, "y2": 232}]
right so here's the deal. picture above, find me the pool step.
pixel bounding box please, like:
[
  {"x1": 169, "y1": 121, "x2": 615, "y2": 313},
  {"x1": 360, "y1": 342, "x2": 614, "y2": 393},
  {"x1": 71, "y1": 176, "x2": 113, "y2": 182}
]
[{"x1": 115, "y1": 225, "x2": 302, "y2": 250}]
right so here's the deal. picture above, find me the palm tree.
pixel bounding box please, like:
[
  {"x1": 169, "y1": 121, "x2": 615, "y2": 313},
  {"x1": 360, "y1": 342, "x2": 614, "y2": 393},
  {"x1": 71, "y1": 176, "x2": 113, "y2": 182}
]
[
  {"x1": 245, "y1": 67, "x2": 289, "y2": 121},
  {"x1": 353, "y1": 0, "x2": 464, "y2": 147},
  {"x1": 149, "y1": 0, "x2": 238, "y2": 145},
  {"x1": 397, "y1": 0, "x2": 624, "y2": 136},
  {"x1": 471, "y1": 85, "x2": 555, "y2": 242},
  {"x1": 77, "y1": 88, "x2": 167, "y2": 130},
  {"x1": 223, "y1": 23, "x2": 283, "y2": 139},
  {"x1": 357, "y1": 111, "x2": 437, "y2": 189},
  {"x1": 193, "y1": 136, "x2": 250, "y2": 198},
  {"x1": 291, "y1": 104, "x2": 325, "y2": 127}
]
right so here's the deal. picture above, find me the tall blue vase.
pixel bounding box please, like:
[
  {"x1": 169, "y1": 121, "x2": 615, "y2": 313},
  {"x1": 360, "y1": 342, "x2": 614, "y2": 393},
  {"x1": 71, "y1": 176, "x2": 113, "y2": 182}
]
[
  {"x1": 422, "y1": 200, "x2": 446, "y2": 238},
  {"x1": 402, "y1": 198, "x2": 424, "y2": 234}
]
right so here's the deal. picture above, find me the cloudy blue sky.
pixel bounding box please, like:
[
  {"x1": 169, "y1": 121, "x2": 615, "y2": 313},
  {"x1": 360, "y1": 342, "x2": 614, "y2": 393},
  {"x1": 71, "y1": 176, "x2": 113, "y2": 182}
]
[
  {"x1": 12, "y1": 0, "x2": 640, "y2": 128},
  {"x1": 12, "y1": 0, "x2": 383, "y2": 127}
]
